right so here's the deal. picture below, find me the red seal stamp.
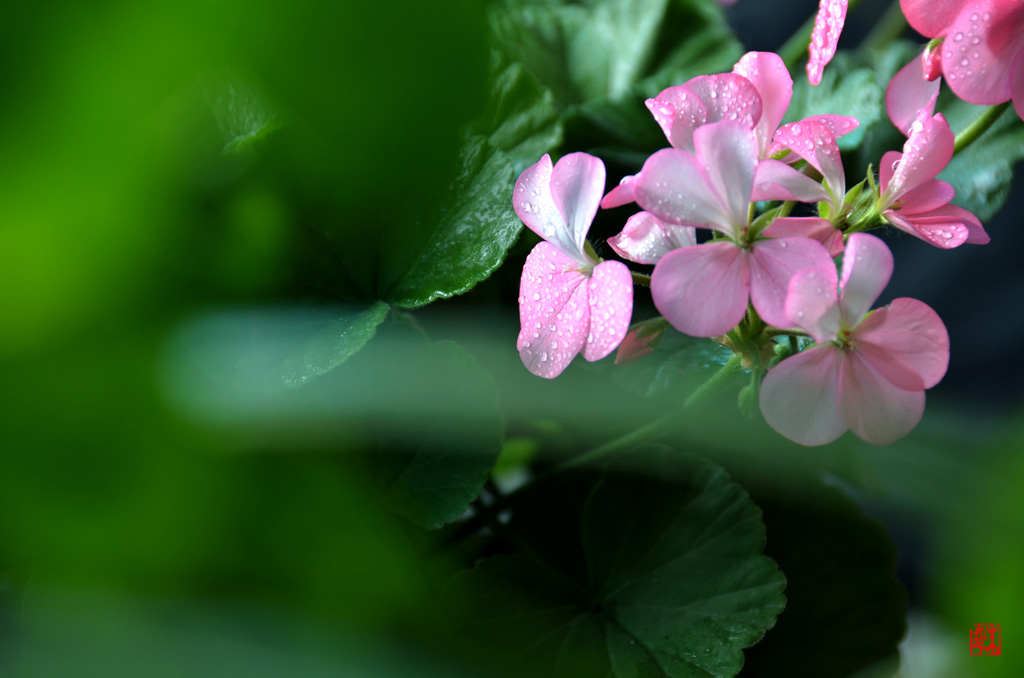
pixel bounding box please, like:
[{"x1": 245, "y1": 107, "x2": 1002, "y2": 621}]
[{"x1": 969, "y1": 623, "x2": 1001, "y2": 656}]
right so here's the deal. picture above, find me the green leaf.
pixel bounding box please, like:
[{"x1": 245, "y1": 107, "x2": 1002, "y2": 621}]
[
  {"x1": 738, "y1": 484, "x2": 906, "y2": 677},
  {"x1": 612, "y1": 327, "x2": 734, "y2": 400},
  {"x1": 490, "y1": 0, "x2": 742, "y2": 152},
  {"x1": 444, "y1": 452, "x2": 786, "y2": 677},
  {"x1": 477, "y1": 62, "x2": 565, "y2": 174},
  {"x1": 370, "y1": 335, "x2": 505, "y2": 530},
  {"x1": 383, "y1": 136, "x2": 522, "y2": 308},
  {"x1": 203, "y1": 71, "x2": 282, "y2": 153},
  {"x1": 280, "y1": 301, "x2": 389, "y2": 388},
  {"x1": 940, "y1": 102, "x2": 1024, "y2": 222},
  {"x1": 786, "y1": 51, "x2": 886, "y2": 152}
]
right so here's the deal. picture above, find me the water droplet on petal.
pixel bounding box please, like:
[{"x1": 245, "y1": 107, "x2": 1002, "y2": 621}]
[{"x1": 532, "y1": 293, "x2": 541, "y2": 301}]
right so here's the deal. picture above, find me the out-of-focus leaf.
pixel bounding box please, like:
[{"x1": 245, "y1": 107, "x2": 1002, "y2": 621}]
[
  {"x1": 383, "y1": 137, "x2": 522, "y2": 308},
  {"x1": 940, "y1": 103, "x2": 1024, "y2": 222},
  {"x1": 203, "y1": 72, "x2": 281, "y2": 153},
  {"x1": 738, "y1": 483, "x2": 906, "y2": 677},
  {"x1": 281, "y1": 301, "x2": 389, "y2": 388},
  {"x1": 371, "y1": 334, "x2": 505, "y2": 530},
  {"x1": 444, "y1": 451, "x2": 786, "y2": 677}
]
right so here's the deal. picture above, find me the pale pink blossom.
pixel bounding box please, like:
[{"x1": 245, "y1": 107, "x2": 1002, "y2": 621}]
[
  {"x1": 807, "y1": 0, "x2": 849, "y2": 85},
  {"x1": 901, "y1": 0, "x2": 1024, "y2": 119},
  {"x1": 760, "y1": 233, "x2": 949, "y2": 446},
  {"x1": 608, "y1": 211, "x2": 696, "y2": 266},
  {"x1": 633, "y1": 121, "x2": 833, "y2": 337},
  {"x1": 514, "y1": 153, "x2": 633, "y2": 378},
  {"x1": 877, "y1": 112, "x2": 989, "y2": 247},
  {"x1": 885, "y1": 56, "x2": 941, "y2": 135}
]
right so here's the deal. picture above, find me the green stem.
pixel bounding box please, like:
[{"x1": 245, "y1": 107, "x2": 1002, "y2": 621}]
[
  {"x1": 954, "y1": 102, "x2": 1011, "y2": 155},
  {"x1": 555, "y1": 354, "x2": 743, "y2": 472},
  {"x1": 778, "y1": 200, "x2": 796, "y2": 219},
  {"x1": 861, "y1": 1, "x2": 907, "y2": 52},
  {"x1": 631, "y1": 271, "x2": 651, "y2": 287}
]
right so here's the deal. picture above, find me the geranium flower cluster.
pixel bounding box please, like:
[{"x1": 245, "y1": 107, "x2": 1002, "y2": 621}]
[{"x1": 512, "y1": 46, "x2": 991, "y2": 447}]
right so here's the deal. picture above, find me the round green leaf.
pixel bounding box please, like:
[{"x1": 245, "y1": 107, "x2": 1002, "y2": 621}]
[{"x1": 444, "y1": 452, "x2": 786, "y2": 677}]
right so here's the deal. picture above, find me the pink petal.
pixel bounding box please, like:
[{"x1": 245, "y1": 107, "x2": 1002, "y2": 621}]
[
  {"x1": 838, "y1": 349, "x2": 926, "y2": 445},
  {"x1": 883, "y1": 208, "x2": 970, "y2": 248},
  {"x1": 883, "y1": 113, "x2": 955, "y2": 203},
  {"x1": 886, "y1": 56, "x2": 941, "y2": 136},
  {"x1": 894, "y1": 178, "x2": 956, "y2": 214},
  {"x1": 514, "y1": 153, "x2": 603, "y2": 263},
  {"x1": 608, "y1": 211, "x2": 696, "y2": 265},
  {"x1": 601, "y1": 175, "x2": 637, "y2": 209},
  {"x1": 680, "y1": 73, "x2": 764, "y2": 131},
  {"x1": 749, "y1": 237, "x2": 835, "y2": 329},
  {"x1": 878, "y1": 150, "x2": 901, "y2": 195},
  {"x1": 549, "y1": 152, "x2": 607, "y2": 257},
  {"x1": 651, "y1": 241, "x2": 750, "y2": 337},
  {"x1": 773, "y1": 119, "x2": 845, "y2": 201},
  {"x1": 784, "y1": 265, "x2": 842, "y2": 342},
  {"x1": 763, "y1": 217, "x2": 844, "y2": 257},
  {"x1": 759, "y1": 345, "x2": 847, "y2": 446},
  {"x1": 839, "y1": 233, "x2": 893, "y2": 328},
  {"x1": 807, "y1": 0, "x2": 849, "y2": 86},
  {"x1": 900, "y1": 0, "x2": 967, "y2": 38},
  {"x1": 855, "y1": 298, "x2": 949, "y2": 390},
  {"x1": 646, "y1": 86, "x2": 709, "y2": 152},
  {"x1": 931, "y1": 204, "x2": 990, "y2": 244},
  {"x1": 583, "y1": 260, "x2": 634, "y2": 362},
  {"x1": 693, "y1": 121, "x2": 759, "y2": 231},
  {"x1": 752, "y1": 159, "x2": 831, "y2": 203},
  {"x1": 941, "y1": 1, "x2": 1024, "y2": 105},
  {"x1": 766, "y1": 114, "x2": 860, "y2": 156},
  {"x1": 1014, "y1": 47, "x2": 1024, "y2": 120},
  {"x1": 634, "y1": 148, "x2": 733, "y2": 234},
  {"x1": 733, "y1": 52, "x2": 793, "y2": 156},
  {"x1": 517, "y1": 242, "x2": 590, "y2": 378}
]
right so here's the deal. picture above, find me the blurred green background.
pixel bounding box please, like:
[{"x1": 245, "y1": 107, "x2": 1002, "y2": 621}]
[{"x1": 0, "y1": 0, "x2": 1021, "y2": 676}]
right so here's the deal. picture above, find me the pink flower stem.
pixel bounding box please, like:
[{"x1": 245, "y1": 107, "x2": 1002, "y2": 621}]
[
  {"x1": 555, "y1": 354, "x2": 743, "y2": 472},
  {"x1": 953, "y1": 102, "x2": 1013, "y2": 155}
]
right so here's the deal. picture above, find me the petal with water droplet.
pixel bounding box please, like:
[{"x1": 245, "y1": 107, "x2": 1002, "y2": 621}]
[
  {"x1": 839, "y1": 233, "x2": 893, "y2": 327},
  {"x1": 750, "y1": 237, "x2": 834, "y2": 329},
  {"x1": 517, "y1": 242, "x2": 590, "y2": 378},
  {"x1": 651, "y1": 241, "x2": 750, "y2": 337},
  {"x1": 582, "y1": 260, "x2": 633, "y2": 362},
  {"x1": 760, "y1": 345, "x2": 846, "y2": 446}
]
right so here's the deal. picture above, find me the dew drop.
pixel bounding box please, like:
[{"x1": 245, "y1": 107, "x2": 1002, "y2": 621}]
[
  {"x1": 540, "y1": 352, "x2": 548, "y2": 362},
  {"x1": 532, "y1": 293, "x2": 541, "y2": 301},
  {"x1": 954, "y1": 32, "x2": 964, "y2": 41}
]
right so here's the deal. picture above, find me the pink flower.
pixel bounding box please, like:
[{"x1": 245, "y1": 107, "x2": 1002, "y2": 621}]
[
  {"x1": 514, "y1": 153, "x2": 633, "y2": 378},
  {"x1": 885, "y1": 56, "x2": 941, "y2": 136},
  {"x1": 633, "y1": 121, "x2": 833, "y2": 337},
  {"x1": 877, "y1": 112, "x2": 990, "y2": 247},
  {"x1": 807, "y1": 0, "x2": 849, "y2": 85},
  {"x1": 901, "y1": 0, "x2": 1024, "y2": 119},
  {"x1": 760, "y1": 233, "x2": 949, "y2": 446},
  {"x1": 602, "y1": 52, "x2": 859, "y2": 211}
]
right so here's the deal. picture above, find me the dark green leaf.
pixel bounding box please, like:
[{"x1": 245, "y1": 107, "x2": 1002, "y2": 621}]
[
  {"x1": 383, "y1": 136, "x2": 522, "y2": 308},
  {"x1": 612, "y1": 327, "x2": 734, "y2": 400},
  {"x1": 476, "y1": 62, "x2": 565, "y2": 174},
  {"x1": 444, "y1": 452, "x2": 786, "y2": 677},
  {"x1": 738, "y1": 483, "x2": 906, "y2": 677},
  {"x1": 940, "y1": 102, "x2": 1024, "y2": 222},
  {"x1": 371, "y1": 336, "x2": 505, "y2": 530}
]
